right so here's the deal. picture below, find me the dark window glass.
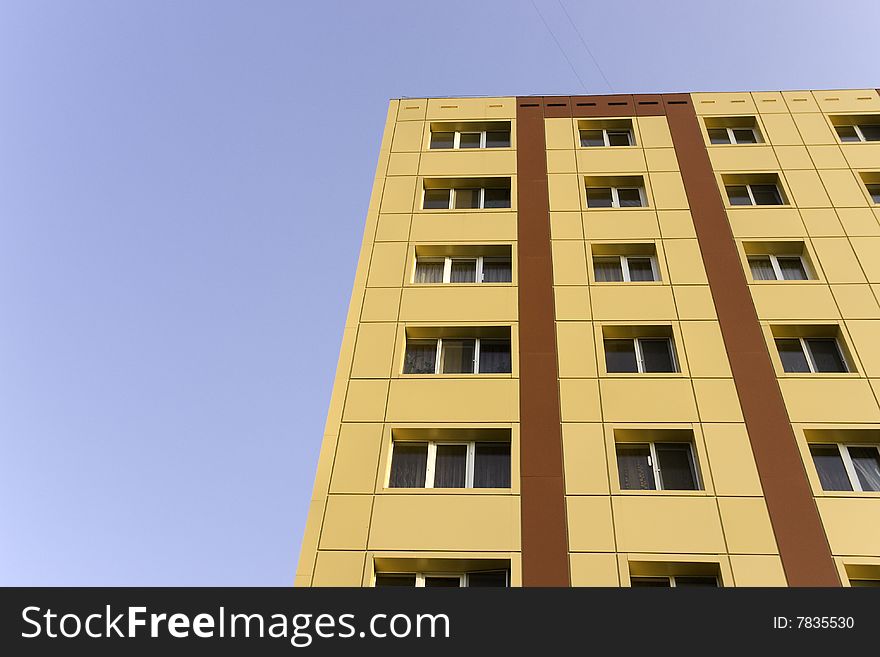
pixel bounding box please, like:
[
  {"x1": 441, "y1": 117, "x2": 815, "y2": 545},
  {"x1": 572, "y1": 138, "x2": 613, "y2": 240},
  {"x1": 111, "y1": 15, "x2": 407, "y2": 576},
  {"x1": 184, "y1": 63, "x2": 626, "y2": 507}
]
[
  {"x1": 848, "y1": 446, "x2": 880, "y2": 492},
  {"x1": 850, "y1": 579, "x2": 880, "y2": 587},
  {"x1": 467, "y1": 571, "x2": 508, "y2": 587},
  {"x1": 586, "y1": 187, "x2": 613, "y2": 208},
  {"x1": 424, "y1": 576, "x2": 461, "y2": 587},
  {"x1": 656, "y1": 443, "x2": 698, "y2": 490},
  {"x1": 748, "y1": 256, "x2": 776, "y2": 280},
  {"x1": 631, "y1": 577, "x2": 670, "y2": 587},
  {"x1": 485, "y1": 131, "x2": 510, "y2": 148},
  {"x1": 867, "y1": 184, "x2": 880, "y2": 204},
  {"x1": 639, "y1": 338, "x2": 676, "y2": 372},
  {"x1": 403, "y1": 339, "x2": 437, "y2": 374},
  {"x1": 430, "y1": 132, "x2": 455, "y2": 149},
  {"x1": 809, "y1": 445, "x2": 852, "y2": 491},
  {"x1": 441, "y1": 339, "x2": 476, "y2": 374},
  {"x1": 605, "y1": 339, "x2": 638, "y2": 373},
  {"x1": 750, "y1": 184, "x2": 783, "y2": 205},
  {"x1": 389, "y1": 443, "x2": 428, "y2": 488},
  {"x1": 473, "y1": 442, "x2": 511, "y2": 488},
  {"x1": 835, "y1": 125, "x2": 861, "y2": 142},
  {"x1": 732, "y1": 128, "x2": 758, "y2": 144},
  {"x1": 607, "y1": 131, "x2": 632, "y2": 146},
  {"x1": 594, "y1": 256, "x2": 624, "y2": 282},
  {"x1": 617, "y1": 444, "x2": 656, "y2": 490},
  {"x1": 777, "y1": 257, "x2": 808, "y2": 280},
  {"x1": 454, "y1": 188, "x2": 480, "y2": 209},
  {"x1": 627, "y1": 257, "x2": 656, "y2": 281},
  {"x1": 423, "y1": 189, "x2": 451, "y2": 209},
  {"x1": 580, "y1": 129, "x2": 605, "y2": 147},
  {"x1": 726, "y1": 184, "x2": 752, "y2": 205},
  {"x1": 707, "y1": 127, "x2": 731, "y2": 144},
  {"x1": 483, "y1": 187, "x2": 511, "y2": 208},
  {"x1": 375, "y1": 574, "x2": 417, "y2": 587},
  {"x1": 805, "y1": 338, "x2": 846, "y2": 373},
  {"x1": 414, "y1": 260, "x2": 444, "y2": 284},
  {"x1": 478, "y1": 339, "x2": 511, "y2": 374},
  {"x1": 433, "y1": 444, "x2": 467, "y2": 488},
  {"x1": 859, "y1": 125, "x2": 880, "y2": 141},
  {"x1": 617, "y1": 188, "x2": 643, "y2": 207},
  {"x1": 459, "y1": 133, "x2": 481, "y2": 149},
  {"x1": 449, "y1": 259, "x2": 477, "y2": 283},
  {"x1": 674, "y1": 576, "x2": 718, "y2": 587},
  {"x1": 776, "y1": 338, "x2": 810, "y2": 373},
  {"x1": 481, "y1": 257, "x2": 512, "y2": 282}
]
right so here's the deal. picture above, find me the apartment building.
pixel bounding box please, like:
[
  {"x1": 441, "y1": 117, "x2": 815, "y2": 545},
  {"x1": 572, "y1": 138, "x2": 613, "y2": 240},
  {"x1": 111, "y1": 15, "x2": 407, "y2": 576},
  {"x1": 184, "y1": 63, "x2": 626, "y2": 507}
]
[{"x1": 296, "y1": 89, "x2": 880, "y2": 587}]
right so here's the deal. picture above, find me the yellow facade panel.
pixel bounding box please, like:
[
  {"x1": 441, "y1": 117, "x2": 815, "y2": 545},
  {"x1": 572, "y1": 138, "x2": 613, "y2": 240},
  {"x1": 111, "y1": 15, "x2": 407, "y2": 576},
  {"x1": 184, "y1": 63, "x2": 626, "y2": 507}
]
[
  {"x1": 351, "y1": 323, "x2": 397, "y2": 378},
  {"x1": 550, "y1": 211, "x2": 584, "y2": 239},
  {"x1": 816, "y1": 498, "x2": 880, "y2": 556},
  {"x1": 844, "y1": 320, "x2": 880, "y2": 377},
  {"x1": 561, "y1": 423, "x2": 609, "y2": 495},
  {"x1": 559, "y1": 379, "x2": 602, "y2": 422},
  {"x1": 811, "y1": 238, "x2": 867, "y2": 283},
  {"x1": 329, "y1": 424, "x2": 384, "y2": 494},
  {"x1": 385, "y1": 379, "x2": 519, "y2": 423},
  {"x1": 778, "y1": 379, "x2": 880, "y2": 423},
  {"x1": 838, "y1": 209, "x2": 880, "y2": 237},
  {"x1": 544, "y1": 117, "x2": 576, "y2": 150},
  {"x1": 566, "y1": 496, "x2": 616, "y2": 551},
  {"x1": 729, "y1": 555, "x2": 787, "y2": 586},
  {"x1": 583, "y1": 209, "x2": 661, "y2": 240},
  {"x1": 424, "y1": 96, "x2": 515, "y2": 120},
  {"x1": 680, "y1": 322, "x2": 732, "y2": 377},
  {"x1": 319, "y1": 495, "x2": 374, "y2": 550},
  {"x1": 635, "y1": 116, "x2": 674, "y2": 148},
  {"x1": 556, "y1": 322, "x2": 598, "y2": 378},
  {"x1": 648, "y1": 171, "x2": 689, "y2": 210},
  {"x1": 749, "y1": 284, "x2": 839, "y2": 320},
  {"x1": 551, "y1": 240, "x2": 588, "y2": 285},
  {"x1": 782, "y1": 91, "x2": 821, "y2": 113},
  {"x1": 590, "y1": 285, "x2": 676, "y2": 321},
  {"x1": 554, "y1": 286, "x2": 592, "y2": 320},
  {"x1": 368, "y1": 495, "x2": 520, "y2": 551},
  {"x1": 799, "y1": 209, "x2": 845, "y2": 237},
  {"x1": 547, "y1": 173, "x2": 583, "y2": 211},
  {"x1": 717, "y1": 498, "x2": 779, "y2": 554},
  {"x1": 599, "y1": 379, "x2": 698, "y2": 422},
  {"x1": 818, "y1": 169, "x2": 871, "y2": 207},
  {"x1": 360, "y1": 288, "x2": 402, "y2": 322},
  {"x1": 792, "y1": 113, "x2": 837, "y2": 145},
  {"x1": 569, "y1": 553, "x2": 620, "y2": 586},
  {"x1": 644, "y1": 148, "x2": 679, "y2": 172},
  {"x1": 707, "y1": 146, "x2": 779, "y2": 172},
  {"x1": 612, "y1": 497, "x2": 726, "y2": 553},
  {"x1": 575, "y1": 148, "x2": 646, "y2": 173},
  {"x1": 840, "y1": 143, "x2": 880, "y2": 170},
  {"x1": 812, "y1": 89, "x2": 880, "y2": 113},
  {"x1": 390, "y1": 120, "x2": 425, "y2": 152},
  {"x1": 692, "y1": 378, "x2": 744, "y2": 423},
  {"x1": 312, "y1": 551, "x2": 367, "y2": 587},
  {"x1": 658, "y1": 210, "x2": 696, "y2": 238},
  {"x1": 366, "y1": 242, "x2": 408, "y2": 287},
  {"x1": 726, "y1": 208, "x2": 806, "y2": 238},
  {"x1": 380, "y1": 175, "x2": 418, "y2": 213},
  {"x1": 374, "y1": 213, "x2": 411, "y2": 242},
  {"x1": 408, "y1": 212, "x2": 518, "y2": 242},
  {"x1": 661, "y1": 239, "x2": 708, "y2": 284},
  {"x1": 672, "y1": 286, "x2": 718, "y2": 320},
  {"x1": 546, "y1": 149, "x2": 576, "y2": 174},
  {"x1": 702, "y1": 423, "x2": 763, "y2": 497},
  {"x1": 807, "y1": 145, "x2": 848, "y2": 170},
  {"x1": 691, "y1": 92, "x2": 757, "y2": 115},
  {"x1": 418, "y1": 150, "x2": 516, "y2": 177},
  {"x1": 784, "y1": 169, "x2": 831, "y2": 207},
  {"x1": 398, "y1": 287, "x2": 518, "y2": 323},
  {"x1": 341, "y1": 380, "x2": 389, "y2": 422},
  {"x1": 831, "y1": 285, "x2": 880, "y2": 319},
  {"x1": 759, "y1": 113, "x2": 803, "y2": 145}
]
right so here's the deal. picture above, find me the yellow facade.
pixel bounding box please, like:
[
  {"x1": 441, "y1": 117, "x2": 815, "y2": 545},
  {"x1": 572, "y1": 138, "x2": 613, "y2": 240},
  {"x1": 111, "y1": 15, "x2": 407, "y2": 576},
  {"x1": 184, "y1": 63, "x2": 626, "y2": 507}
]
[{"x1": 297, "y1": 90, "x2": 880, "y2": 588}]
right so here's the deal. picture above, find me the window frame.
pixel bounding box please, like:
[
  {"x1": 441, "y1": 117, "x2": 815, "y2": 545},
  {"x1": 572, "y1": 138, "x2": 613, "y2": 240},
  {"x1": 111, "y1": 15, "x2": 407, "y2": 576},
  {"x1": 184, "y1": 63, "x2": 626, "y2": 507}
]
[
  {"x1": 726, "y1": 182, "x2": 784, "y2": 206},
  {"x1": 586, "y1": 185, "x2": 647, "y2": 209},
  {"x1": 375, "y1": 570, "x2": 509, "y2": 587},
  {"x1": 835, "y1": 123, "x2": 880, "y2": 143},
  {"x1": 403, "y1": 337, "x2": 511, "y2": 375},
  {"x1": 709, "y1": 126, "x2": 760, "y2": 145},
  {"x1": 579, "y1": 127, "x2": 634, "y2": 148},
  {"x1": 866, "y1": 182, "x2": 880, "y2": 204},
  {"x1": 605, "y1": 336, "x2": 678, "y2": 373},
  {"x1": 617, "y1": 441, "x2": 702, "y2": 491},
  {"x1": 386, "y1": 440, "x2": 512, "y2": 489},
  {"x1": 429, "y1": 130, "x2": 511, "y2": 150},
  {"x1": 630, "y1": 574, "x2": 718, "y2": 587},
  {"x1": 777, "y1": 336, "x2": 849, "y2": 374},
  {"x1": 593, "y1": 255, "x2": 660, "y2": 282},
  {"x1": 413, "y1": 255, "x2": 512, "y2": 284},
  {"x1": 747, "y1": 253, "x2": 811, "y2": 281},
  {"x1": 422, "y1": 186, "x2": 510, "y2": 210},
  {"x1": 811, "y1": 443, "x2": 880, "y2": 492}
]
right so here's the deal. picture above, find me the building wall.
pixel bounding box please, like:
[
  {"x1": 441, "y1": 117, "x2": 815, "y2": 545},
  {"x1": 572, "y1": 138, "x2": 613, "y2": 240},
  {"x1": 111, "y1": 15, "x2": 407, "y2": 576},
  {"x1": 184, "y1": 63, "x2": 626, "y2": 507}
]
[{"x1": 296, "y1": 89, "x2": 880, "y2": 587}]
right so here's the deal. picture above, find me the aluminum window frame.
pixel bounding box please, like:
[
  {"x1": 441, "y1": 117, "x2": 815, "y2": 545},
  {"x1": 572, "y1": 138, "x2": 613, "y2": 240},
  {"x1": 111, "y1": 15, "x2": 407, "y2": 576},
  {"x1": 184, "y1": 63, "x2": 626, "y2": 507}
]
[
  {"x1": 429, "y1": 130, "x2": 511, "y2": 150},
  {"x1": 386, "y1": 440, "x2": 481, "y2": 489},
  {"x1": 422, "y1": 186, "x2": 511, "y2": 210},
  {"x1": 375, "y1": 571, "x2": 510, "y2": 587},
  {"x1": 747, "y1": 253, "x2": 811, "y2": 281},
  {"x1": 632, "y1": 337, "x2": 678, "y2": 373},
  {"x1": 579, "y1": 128, "x2": 634, "y2": 148},
  {"x1": 404, "y1": 337, "x2": 513, "y2": 374},
  {"x1": 586, "y1": 185, "x2": 647, "y2": 208},
  {"x1": 710, "y1": 126, "x2": 760, "y2": 145},
  {"x1": 618, "y1": 441, "x2": 702, "y2": 491},
  {"x1": 593, "y1": 255, "x2": 660, "y2": 282},
  {"x1": 812, "y1": 443, "x2": 880, "y2": 492},
  {"x1": 413, "y1": 256, "x2": 512, "y2": 284},
  {"x1": 781, "y1": 337, "x2": 849, "y2": 374},
  {"x1": 726, "y1": 182, "x2": 784, "y2": 206},
  {"x1": 836, "y1": 124, "x2": 879, "y2": 143},
  {"x1": 630, "y1": 574, "x2": 718, "y2": 587}
]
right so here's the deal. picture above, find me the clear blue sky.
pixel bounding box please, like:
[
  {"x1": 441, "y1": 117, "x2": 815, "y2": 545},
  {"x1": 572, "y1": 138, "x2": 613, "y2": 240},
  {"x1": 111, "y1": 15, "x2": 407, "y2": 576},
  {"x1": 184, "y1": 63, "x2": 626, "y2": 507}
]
[{"x1": 1, "y1": 0, "x2": 876, "y2": 585}]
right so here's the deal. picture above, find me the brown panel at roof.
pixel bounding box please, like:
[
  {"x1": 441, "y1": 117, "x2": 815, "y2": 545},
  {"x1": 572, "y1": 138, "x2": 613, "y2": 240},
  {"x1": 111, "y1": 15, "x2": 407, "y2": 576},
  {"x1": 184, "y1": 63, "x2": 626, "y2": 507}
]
[
  {"x1": 633, "y1": 94, "x2": 665, "y2": 116},
  {"x1": 663, "y1": 93, "x2": 840, "y2": 587},
  {"x1": 515, "y1": 96, "x2": 570, "y2": 586},
  {"x1": 542, "y1": 96, "x2": 572, "y2": 118}
]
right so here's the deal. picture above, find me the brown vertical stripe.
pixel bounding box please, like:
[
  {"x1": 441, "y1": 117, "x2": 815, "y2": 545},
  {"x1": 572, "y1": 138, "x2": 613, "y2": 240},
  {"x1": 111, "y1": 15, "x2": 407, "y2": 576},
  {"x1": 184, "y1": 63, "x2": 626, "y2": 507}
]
[
  {"x1": 516, "y1": 97, "x2": 570, "y2": 586},
  {"x1": 663, "y1": 94, "x2": 840, "y2": 586}
]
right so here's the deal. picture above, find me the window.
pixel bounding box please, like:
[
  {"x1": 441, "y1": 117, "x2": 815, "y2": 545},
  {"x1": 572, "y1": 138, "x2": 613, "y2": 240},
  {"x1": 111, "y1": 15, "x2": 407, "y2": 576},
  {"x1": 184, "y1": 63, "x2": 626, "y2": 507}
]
[
  {"x1": 429, "y1": 122, "x2": 511, "y2": 149},
  {"x1": 704, "y1": 116, "x2": 762, "y2": 145},
  {"x1": 630, "y1": 575, "x2": 718, "y2": 587},
  {"x1": 831, "y1": 116, "x2": 880, "y2": 143},
  {"x1": 422, "y1": 179, "x2": 511, "y2": 209},
  {"x1": 747, "y1": 254, "x2": 809, "y2": 281},
  {"x1": 775, "y1": 337, "x2": 848, "y2": 373},
  {"x1": 604, "y1": 337, "x2": 677, "y2": 373},
  {"x1": 580, "y1": 128, "x2": 633, "y2": 147},
  {"x1": 586, "y1": 186, "x2": 646, "y2": 208},
  {"x1": 809, "y1": 444, "x2": 880, "y2": 492},
  {"x1": 617, "y1": 441, "x2": 700, "y2": 491},
  {"x1": 593, "y1": 255, "x2": 659, "y2": 282},
  {"x1": 867, "y1": 183, "x2": 880, "y2": 204},
  {"x1": 414, "y1": 255, "x2": 512, "y2": 284},
  {"x1": 388, "y1": 439, "x2": 511, "y2": 489},
  {"x1": 403, "y1": 337, "x2": 511, "y2": 374},
  {"x1": 725, "y1": 183, "x2": 784, "y2": 206},
  {"x1": 375, "y1": 570, "x2": 509, "y2": 587}
]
